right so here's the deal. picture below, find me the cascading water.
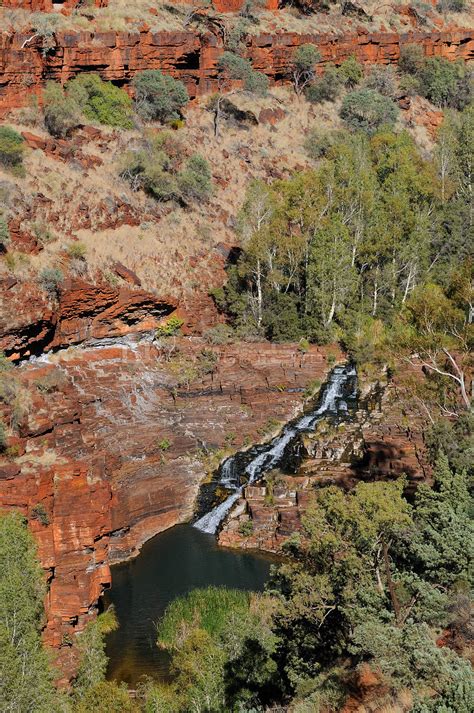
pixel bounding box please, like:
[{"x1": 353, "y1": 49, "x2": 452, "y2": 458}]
[{"x1": 194, "y1": 363, "x2": 357, "y2": 535}]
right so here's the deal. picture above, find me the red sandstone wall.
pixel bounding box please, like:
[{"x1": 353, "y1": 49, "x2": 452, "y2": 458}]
[{"x1": 0, "y1": 27, "x2": 472, "y2": 115}]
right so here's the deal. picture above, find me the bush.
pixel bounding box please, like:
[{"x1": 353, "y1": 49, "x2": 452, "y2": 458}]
[
  {"x1": 156, "y1": 316, "x2": 184, "y2": 337},
  {"x1": 338, "y1": 55, "x2": 363, "y2": 88},
  {"x1": 291, "y1": 44, "x2": 321, "y2": 94},
  {"x1": 67, "y1": 74, "x2": 133, "y2": 128},
  {"x1": 67, "y1": 242, "x2": 86, "y2": 260},
  {"x1": 0, "y1": 421, "x2": 6, "y2": 452},
  {"x1": 132, "y1": 70, "x2": 189, "y2": 123},
  {"x1": 0, "y1": 217, "x2": 10, "y2": 250},
  {"x1": 364, "y1": 64, "x2": 397, "y2": 97},
  {"x1": 399, "y1": 44, "x2": 425, "y2": 75},
  {"x1": 177, "y1": 154, "x2": 212, "y2": 202},
  {"x1": 305, "y1": 64, "x2": 341, "y2": 103},
  {"x1": 217, "y1": 52, "x2": 268, "y2": 96},
  {"x1": 0, "y1": 127, "x2": 25, "y2": 174},
  {"x1": 419, "y1": 58, "x2": 472, "y2": 109},
  {"x1": 30, "y1": 504, "x2": 49, "y2": 526},
  {"x1": 437, "y1": 0, "x2": 466, "y2": 11},
  {"x1": 304, "y1": 127, "x2": 340, "y2": 159},
  {"x1": 43, "y1": 81, "x2": 81, "y2": 138},
  {"x1": 39, "y1": 267, "x2": 64, "y2": 297},
  {"x1": 204, "y1": 323, "x2": 235, "y2": 345},
  {"x1": 340, "y1": 89, "x2": 399, "y2": 133}
]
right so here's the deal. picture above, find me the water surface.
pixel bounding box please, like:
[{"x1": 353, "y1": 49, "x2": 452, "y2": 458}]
[{"x1": 105, "y1": 524, "x2": 272, "y2": 686}]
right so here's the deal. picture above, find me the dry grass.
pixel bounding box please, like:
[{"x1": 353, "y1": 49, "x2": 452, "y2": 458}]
[
  {"x1": 1, "y1": 1, "x2": 471, "y2": 36},
  {"x1": 0, "y1": 85, "x2": 441, "y2": 299}
]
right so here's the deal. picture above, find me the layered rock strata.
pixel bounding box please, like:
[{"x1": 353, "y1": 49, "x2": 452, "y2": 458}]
[
  {"x1": 0, "y1": 337, "x2": 339, "y2": 678},
  {"x1": 219, "y1": 368, "x2": 429, "y2": 551},
  {"x1": 0, "y1": 26, "x2": 472, "y2": 114}
]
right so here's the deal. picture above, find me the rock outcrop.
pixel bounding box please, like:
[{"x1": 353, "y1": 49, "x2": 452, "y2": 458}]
[
  {"x1": 0, "y1": 276, "x2": 177, "y2": 359},
  {"x1": 219, "y1": 368, "x2": 429, "y2": 552},
  {"x1": 0, "y1": 26, "x2": 472, "y2": 115},
  {"x1": 0, "y1": 337, "x2": 339, "y2": 678}
]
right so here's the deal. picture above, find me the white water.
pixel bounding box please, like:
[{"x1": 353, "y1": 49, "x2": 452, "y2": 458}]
[{"x1": 194, "y1": 364, "x2": 356, "y2": 534}]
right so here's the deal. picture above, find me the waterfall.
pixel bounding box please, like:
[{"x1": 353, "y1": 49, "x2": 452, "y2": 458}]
[{"x1": 194, "y1": 363, "x2": 356, "y2": 535}]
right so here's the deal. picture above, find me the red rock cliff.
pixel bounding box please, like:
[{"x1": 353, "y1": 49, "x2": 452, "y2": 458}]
[{"x1": 0, "y1": 26, "x2": 472, "y2": 115}]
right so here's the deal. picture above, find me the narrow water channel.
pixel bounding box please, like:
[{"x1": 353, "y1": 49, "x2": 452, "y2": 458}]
[{"x1": 104, "y1": 524, "x2": 273, "y2": 686}]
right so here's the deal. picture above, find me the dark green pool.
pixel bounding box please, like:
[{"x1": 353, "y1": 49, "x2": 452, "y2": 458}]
[{"x1": 104, "y1": 524, "x2": 273, "y2": 686}]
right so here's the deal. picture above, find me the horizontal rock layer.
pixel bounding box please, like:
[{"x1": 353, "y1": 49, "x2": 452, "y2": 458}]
[
  {"x1": 0, "y1": 27, "x2": 472, "y2": 114},
  {"x1": 0, "y1": 338, "x2": 340, "y2": 679}
]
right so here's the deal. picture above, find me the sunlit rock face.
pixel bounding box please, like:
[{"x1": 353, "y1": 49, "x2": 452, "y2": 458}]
[
  {"x1": 0, "y1": 24, "x2": 472, "y2": 115},
  {"x1": 0, "y1": 337, "x2": 339, "y2": 679}
]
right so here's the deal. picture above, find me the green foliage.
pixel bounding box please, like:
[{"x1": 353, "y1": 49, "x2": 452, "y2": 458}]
[
  {"x1": 218, "y1": 52, "x2": 269, "y2": 96},
  {"x1": 291, "y1": 44, "x2": 321, "y2": 94},
  {"x1": 75, "y1": 681, "x2": 138, "y2": 713},
  {"x1": 399, "y1": 43, "x2": 425, "y2": 75},
  {"x1": 418, "y1": 58, "x2": 472, "y2": 109},
  {"x1": 340, "y1": 89, "x2": 399, "y2": 132},
  {"x1": 0, "y1": 216, "x2": 10, "y2": 249},
  {"x1": 0, "y1": 511, "x2": 57, "y2": 712},
  {"x1": 0, "y1": 422, "x2": 6, "y2": 452},
  {"x1": 437, "y1": 0, "x2": 467, "y2": 9},
  {"x1": 67, "y1": 241, "x2": 87, "y2": 260},
  {"x1": 158, "y1": 438, "x2": 171, "y2": 451},
  {"x1": 132, "y1": 70, "x2": 189, "y2": 123},
  {"x1": 156, "y1": 587, "x2": 279, "y2": 711},
  {"x1": 338, "y1": 55, "x2": 363, "y2": 88},
  {"x1": 156, "y1": 316, "x2": 184, "y2": 337},
  {"x1": 177, "y1": 154, "x2": 213, "y2": 202},
  {"x1": 204, "y1": 323, "x2": 235, "y2": 345},
  {"x1": 305, "y1": 64, "x2": 341, "y2": 104},
  {"x1": 238, "y1": 519, "x2": 254, "y2": 536},
  {"x1": 39, "y1": 267, "x2": 64, "y2": 297},
  {"x1": 364, "y1": 64, "x2": 397, "y2": 97},
  {"x1": 120, "y1": 132, "x2": 212, "y2": 203},
  {"x1": 43, "y1": 81, "x2": 81, "y2": 138},
  {"x1": 74, "y1": 608, "x2": 118, "y2": 697},
  {"x1": 30, "y1": 503, "x2": 49, "y2": 526},
  {"x1": 68, "y1": 74, "x2": 133, "y2": 128},
  {"x1": 0, "y1": 126, "x2": 25, "y2": 175}
]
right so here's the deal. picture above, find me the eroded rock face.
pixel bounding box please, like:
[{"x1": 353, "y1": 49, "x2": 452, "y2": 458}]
[
  {"x1": 219, "y1": 367, "x2": 429, "y2": 552},
  {"x1": 0, "y1": 276, "x2": 177, "y2": 359},
  {"x1": 0, "y1": 338, "x2": 339, "y2": 678},
  {"x1": 0, "y1": 27, "x2": 472, "y2": 115}
]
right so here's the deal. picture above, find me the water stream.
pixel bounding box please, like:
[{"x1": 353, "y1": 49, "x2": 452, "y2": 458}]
[
  {"x1": 105, "y1": 363, "x2": 357, "y2": 685},
  {"x1": 193, "y1": 363, "x2": 357, "y2": 534}
]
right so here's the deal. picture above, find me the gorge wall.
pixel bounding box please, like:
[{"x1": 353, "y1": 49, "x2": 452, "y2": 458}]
[
  {"x1": 1, "y1": 25, "x2": 473, "y2": 115},
  {"x1": 0, "y1": 333, "x2": 343, "y2": 680}
]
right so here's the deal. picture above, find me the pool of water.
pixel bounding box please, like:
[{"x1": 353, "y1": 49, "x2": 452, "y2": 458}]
[{"x1": 104, "y1": 524, "x2": 273, "y2": 686}]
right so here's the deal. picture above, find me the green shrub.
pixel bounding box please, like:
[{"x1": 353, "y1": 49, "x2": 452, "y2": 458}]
[
  {"x1": 30, "y1": 504, "x2": 49, "y2": 526},
  {"x1": 0, "y1": 421, "x2": 6, "y2": 452},
  {"x1": 0, "y1": 127, "x2": 25, "y2": 174},
  {"x1": 177, "y1": 154, "x2": 212, "y2": 202},
  {"x1": 399, "y1": 44, "x2": 425, "y2": 75},
  {"x1": 43, "y1": 81, "x2": 81, "y2": 138},
  {"x1": 156, "y1": 316, "x2": 184, "y2": 337},
  {"x1": 291, "y1": 44, "x2": 321, "y2": 94},
  {"x1": 340, "y1": 89, "x2": 399, "y2": 133},
  {"x1": 238, "y1": 520, "x2": 254, "y2": 537},
  {"x1": 304, "y1": 127, "x2": 340, "y2": 159},
  {"x1": 364, "y1": 64, "x2": 397, "y2": 97},
  {"x1": 132, "y1": 70, "x2": 189, "y2": 123},
  {"x1": 158, "y1": 438, "x2": 171, "y2": 451},
  {"x1": 39, "y1": 267, "x2": 64, "y2": 297},
  {"x1": 437, "y1": 0, "x2": 466, "y2": 11},
  {"x1": 67, "y1": 242, "x2": 86, "y2": 260},
  {"x1": 204, "y1": 323, "x2": 235, "y2": 345},
  {"x1": 0, "y1": 217, "x2": 10, "y2": 250},
  {"x1": 67, "y1": 74, "x2": 133, "y2": 128},
  {"x1": 338, "y1": 55, "x2": 363, "y2": 88},
  {"x1": 419, "y1": 58, "x2": 472, "y2": 109},
  {"x1": 305, "y1": 64, "x2": 341, "y2": 104},
  {"x1": 218, "y1": 52, "x2": 269, "y2": 96}
]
